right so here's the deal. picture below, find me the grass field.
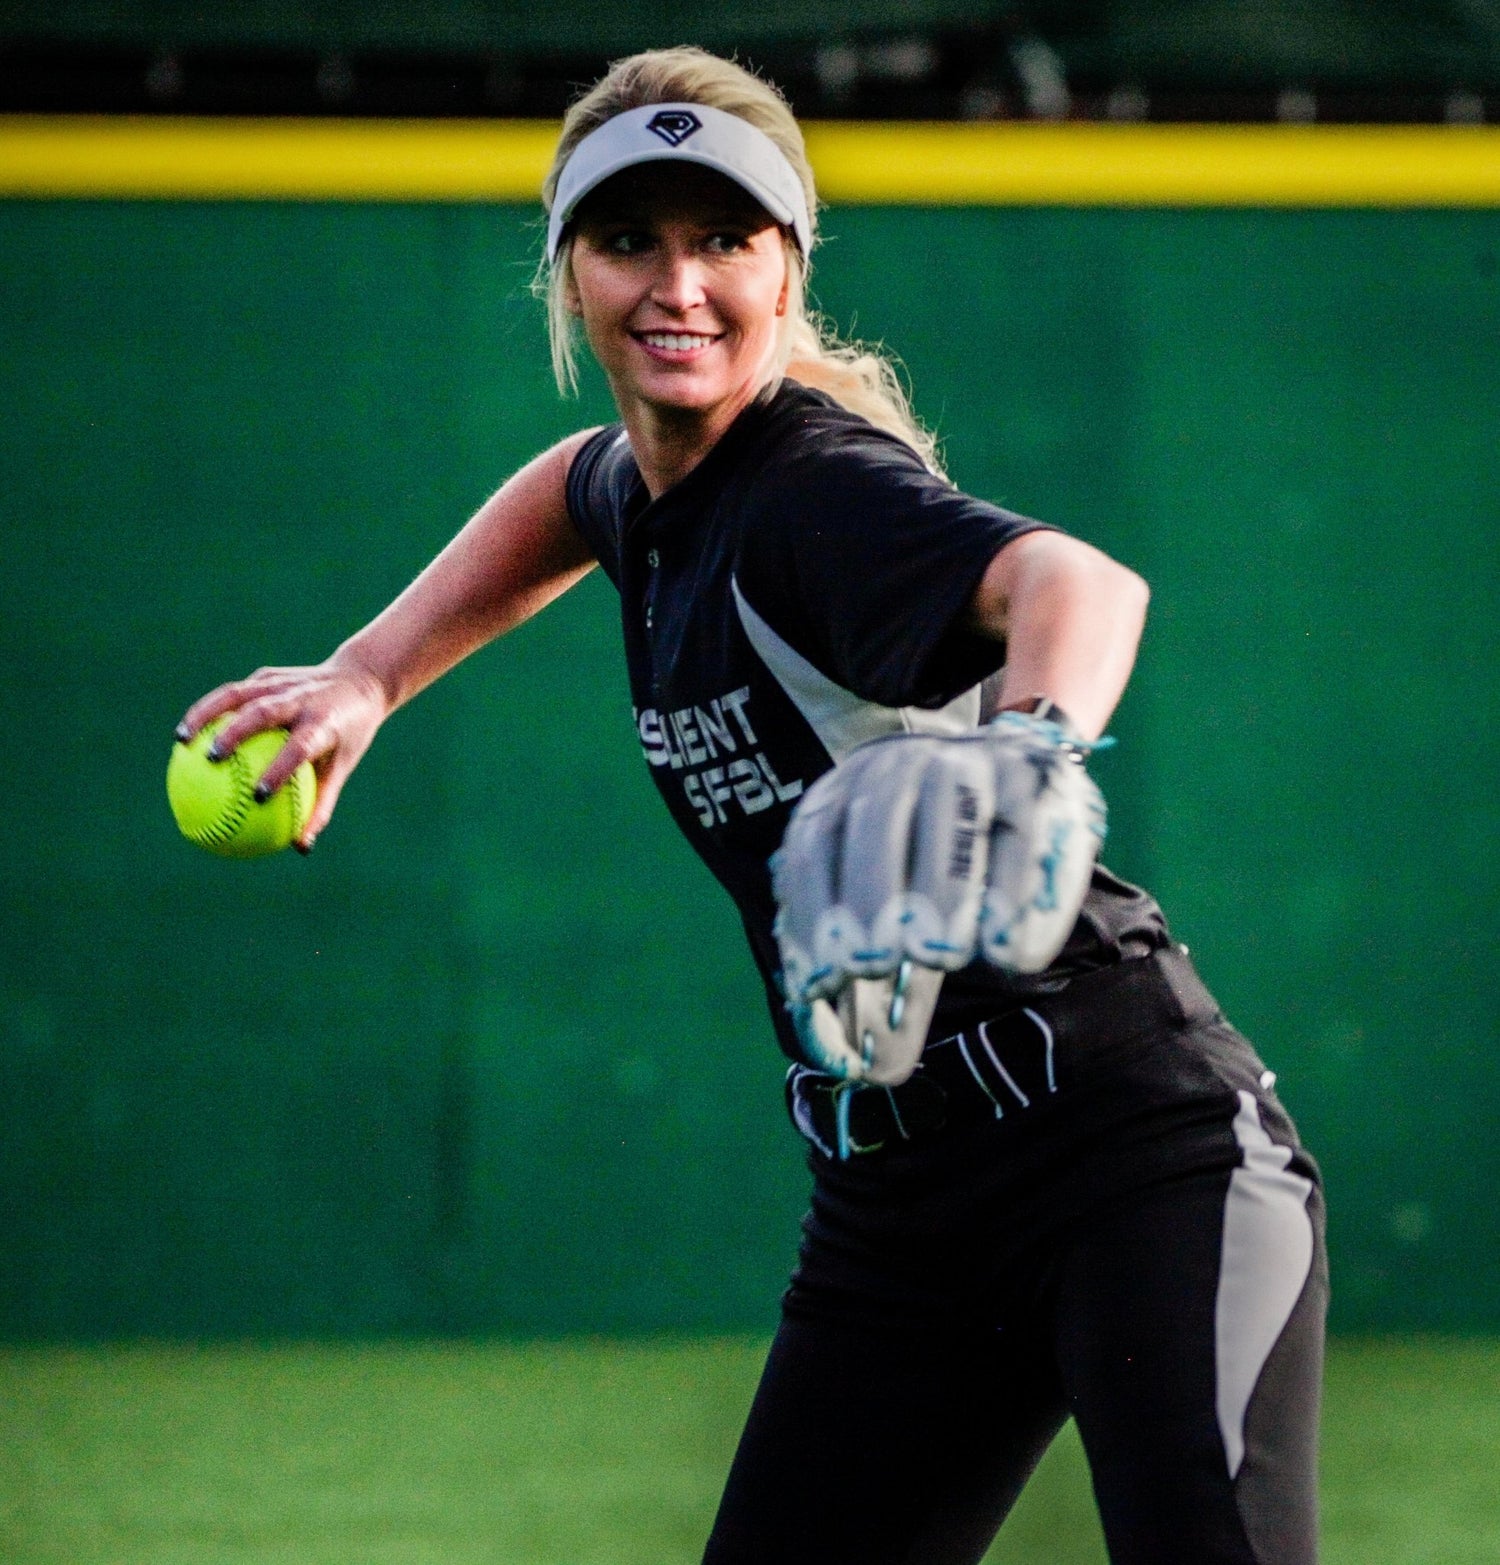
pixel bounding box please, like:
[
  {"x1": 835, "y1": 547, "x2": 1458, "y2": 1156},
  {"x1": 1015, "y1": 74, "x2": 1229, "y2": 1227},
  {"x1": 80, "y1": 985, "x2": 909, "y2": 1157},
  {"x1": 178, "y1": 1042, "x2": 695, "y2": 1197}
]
[{"x1": 2, "y1": 1337, "x2": 1497, "y2": 1563}]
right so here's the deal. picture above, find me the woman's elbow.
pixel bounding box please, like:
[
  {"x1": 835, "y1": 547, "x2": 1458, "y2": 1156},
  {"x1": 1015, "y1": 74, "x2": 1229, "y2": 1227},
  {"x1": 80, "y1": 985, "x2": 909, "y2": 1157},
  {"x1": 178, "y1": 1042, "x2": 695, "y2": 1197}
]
[
  {"x1": 1068, "y1": 544, "x2": 1149, "y2": 635},
  {"x1": 1114, "y1": 560, "x2": 1151, "y2": 630},
  {"x1": 970, "y1": 532, "x2": 1149, "y2": 641}
]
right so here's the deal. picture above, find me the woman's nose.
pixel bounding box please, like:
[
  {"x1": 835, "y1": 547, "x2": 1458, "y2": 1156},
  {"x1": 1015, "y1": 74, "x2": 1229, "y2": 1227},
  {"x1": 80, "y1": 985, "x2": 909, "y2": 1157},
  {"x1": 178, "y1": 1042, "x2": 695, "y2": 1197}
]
[{"x1": 649, "y1": 250, "x2": 708, "y2": 310}]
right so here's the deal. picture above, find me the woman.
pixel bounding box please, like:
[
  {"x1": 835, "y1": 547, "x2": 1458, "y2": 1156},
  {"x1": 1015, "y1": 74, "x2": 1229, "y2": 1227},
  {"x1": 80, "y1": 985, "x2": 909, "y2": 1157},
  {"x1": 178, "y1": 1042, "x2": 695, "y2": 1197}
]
[{"x1": 179, "y1": 47, "x2": 1326, "y2": 1565}]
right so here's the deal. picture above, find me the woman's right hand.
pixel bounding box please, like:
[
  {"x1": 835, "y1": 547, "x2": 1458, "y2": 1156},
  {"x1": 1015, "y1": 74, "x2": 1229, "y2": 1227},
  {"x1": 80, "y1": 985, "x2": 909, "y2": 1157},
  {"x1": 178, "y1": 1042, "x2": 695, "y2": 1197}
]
[
  {"x1": 171, "y1": 434, "x2": 598, "y2": 853},
  {"x1": 175, "y1": 657, "x2": 391, "y2": 852}
]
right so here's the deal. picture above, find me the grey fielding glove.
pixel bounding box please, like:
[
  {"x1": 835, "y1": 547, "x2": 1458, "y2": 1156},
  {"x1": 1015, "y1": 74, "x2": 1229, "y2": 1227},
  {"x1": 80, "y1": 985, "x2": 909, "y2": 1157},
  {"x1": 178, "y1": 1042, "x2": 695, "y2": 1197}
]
[{"x1": 771, "y1": 709, "x2": 1109, "y2": 1085}]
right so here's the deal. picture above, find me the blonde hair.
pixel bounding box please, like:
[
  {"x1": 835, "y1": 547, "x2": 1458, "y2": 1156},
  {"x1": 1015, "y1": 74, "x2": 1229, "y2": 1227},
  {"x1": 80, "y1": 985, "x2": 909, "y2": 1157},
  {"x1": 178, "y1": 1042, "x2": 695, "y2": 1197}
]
[{"x1": 537, "y1": 46, "x2": 943, "y2": 473}]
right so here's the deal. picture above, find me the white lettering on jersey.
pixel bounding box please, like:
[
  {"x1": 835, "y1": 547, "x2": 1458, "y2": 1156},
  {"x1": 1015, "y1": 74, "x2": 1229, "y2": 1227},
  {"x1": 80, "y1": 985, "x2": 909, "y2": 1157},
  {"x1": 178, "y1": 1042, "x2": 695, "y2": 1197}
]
[
  {"x1": 638, "y1": 687, "x2": 753, "y2": 769},
  {"x1": 683, "y1": 772, "x2": 712, "y2": 827},
  {"x1": 754, "y1": 751, "x2": 803, "y2": 803},
  {"x1": 701, "y1": 767, "x2": 735, "y2": 823},
  {"x1": 682, "y1": 750, "x2": 802, "y2": 827},
  {"x1": 640, "y1": 687, "x2": 803, "y2": 828},
  {"x1": 720, "y1": 686, "x2": 758, "y2": 745},
  {"x1": 728, "y1": 757, "x2": 775, "y2": 813},
  {"x1": 674, "y1": 707, "x2": 708, "y2": 765},
  {"x1": 696, "y1": 702, "x2": 735, "y2": 757},
  {"x1": 635, "y1": 707, "x2": 672, "y2": 767}
]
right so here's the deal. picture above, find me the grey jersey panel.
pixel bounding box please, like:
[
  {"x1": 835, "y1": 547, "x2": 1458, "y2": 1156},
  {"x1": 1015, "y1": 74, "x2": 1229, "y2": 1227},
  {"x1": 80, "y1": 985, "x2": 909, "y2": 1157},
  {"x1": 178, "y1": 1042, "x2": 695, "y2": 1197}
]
[{"x1": 732, "y1": 576, "x2": 981, "y2": 763}]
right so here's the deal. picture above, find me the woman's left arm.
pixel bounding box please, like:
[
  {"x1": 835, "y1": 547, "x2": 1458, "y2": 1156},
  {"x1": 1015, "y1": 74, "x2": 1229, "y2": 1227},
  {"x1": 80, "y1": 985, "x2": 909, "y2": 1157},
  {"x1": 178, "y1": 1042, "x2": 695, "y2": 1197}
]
[{"x1": 966, "y1": 531, "x2": 1150, "y2": 742}]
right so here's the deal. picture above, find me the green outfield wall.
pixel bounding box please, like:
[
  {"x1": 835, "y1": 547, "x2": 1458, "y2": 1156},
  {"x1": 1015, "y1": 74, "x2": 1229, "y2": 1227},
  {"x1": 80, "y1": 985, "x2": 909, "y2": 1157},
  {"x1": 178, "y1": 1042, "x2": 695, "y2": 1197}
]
[{"x1": 1, "y1": 197, "x2": 1496, "y2": 1337}]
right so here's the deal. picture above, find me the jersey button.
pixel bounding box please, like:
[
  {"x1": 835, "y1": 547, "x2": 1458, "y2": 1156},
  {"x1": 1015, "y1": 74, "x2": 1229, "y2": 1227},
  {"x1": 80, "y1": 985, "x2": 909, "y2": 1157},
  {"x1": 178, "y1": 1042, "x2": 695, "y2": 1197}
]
[{"x1": 647, "y1": 548, "x2": 660, "y2": 568}]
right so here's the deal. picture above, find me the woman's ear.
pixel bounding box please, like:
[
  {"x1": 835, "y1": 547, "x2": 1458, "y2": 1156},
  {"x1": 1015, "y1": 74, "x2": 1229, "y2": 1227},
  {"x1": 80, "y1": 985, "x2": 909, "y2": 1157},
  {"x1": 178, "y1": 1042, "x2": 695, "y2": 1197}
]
[
  {"x1": 559, "y1": 246, "x2": 584, "y2": 317},
  {"x1": 776, "y1": 235, "x2": 798, "y2": 317}
]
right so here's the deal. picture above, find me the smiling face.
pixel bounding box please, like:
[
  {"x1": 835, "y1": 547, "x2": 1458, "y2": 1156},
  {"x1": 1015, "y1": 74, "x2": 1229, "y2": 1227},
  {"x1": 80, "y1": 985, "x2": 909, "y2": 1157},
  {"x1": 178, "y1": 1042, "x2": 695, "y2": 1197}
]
[{"x1": 566, "y1": 162, "x2": 792, "y2": 439}]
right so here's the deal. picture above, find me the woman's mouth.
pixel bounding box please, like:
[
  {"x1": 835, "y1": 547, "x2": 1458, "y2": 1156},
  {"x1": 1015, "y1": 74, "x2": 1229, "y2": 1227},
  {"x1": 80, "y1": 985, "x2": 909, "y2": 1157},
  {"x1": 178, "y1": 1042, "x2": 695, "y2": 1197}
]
[{"x1": 635, "y1": 331, "x2": 720, "y2": 355}]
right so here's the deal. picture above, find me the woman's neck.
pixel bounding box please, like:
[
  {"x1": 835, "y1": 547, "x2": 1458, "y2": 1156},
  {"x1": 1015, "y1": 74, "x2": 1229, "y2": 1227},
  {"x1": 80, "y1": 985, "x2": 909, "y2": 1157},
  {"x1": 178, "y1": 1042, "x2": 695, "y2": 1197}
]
[{"x1": 617, "y1": 375, "x2": 775, "y2": 498}]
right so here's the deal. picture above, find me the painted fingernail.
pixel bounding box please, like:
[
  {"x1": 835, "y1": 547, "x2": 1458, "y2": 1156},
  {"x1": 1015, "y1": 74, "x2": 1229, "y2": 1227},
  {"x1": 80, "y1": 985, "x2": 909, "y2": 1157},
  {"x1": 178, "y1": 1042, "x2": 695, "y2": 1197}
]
[
  {"x1": 295, "y1": 838, "x2": 316, "y2": 856},
  {"x1": 252, "y1": 782, "x2": 271, "y2": 804},
  {"x1": 174, "y1": 723, "x2": 192, "y2": 743},
  {"x1": 206, "y1": 744, "x2": 225, "y2": 763}
]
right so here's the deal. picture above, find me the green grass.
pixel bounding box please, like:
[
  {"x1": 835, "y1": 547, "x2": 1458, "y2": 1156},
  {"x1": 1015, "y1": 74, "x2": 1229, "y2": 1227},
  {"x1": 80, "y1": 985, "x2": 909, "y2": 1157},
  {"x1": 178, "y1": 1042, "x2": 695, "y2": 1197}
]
[{"x1": 1, "y1": 1337, "x2": 1495, "y2": 1563}]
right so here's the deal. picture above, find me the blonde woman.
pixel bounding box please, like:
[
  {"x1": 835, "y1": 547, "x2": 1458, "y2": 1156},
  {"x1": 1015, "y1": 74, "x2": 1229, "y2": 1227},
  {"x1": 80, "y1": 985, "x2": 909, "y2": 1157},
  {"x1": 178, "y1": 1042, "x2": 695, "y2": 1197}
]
[{"x1": 180, "y1": 47, "x2": 1326, "y2": 1565}]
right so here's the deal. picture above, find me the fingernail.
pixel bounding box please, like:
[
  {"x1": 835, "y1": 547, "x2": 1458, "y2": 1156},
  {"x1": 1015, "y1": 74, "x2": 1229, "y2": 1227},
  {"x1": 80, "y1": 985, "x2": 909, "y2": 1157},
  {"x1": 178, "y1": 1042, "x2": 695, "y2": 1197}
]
[
  {"x1": 252, "y1": 782, "x2": 270, "y2": 804},
  {"x1": 174, "y1": 723, "x2": 192, "y2": 743},
  {"x1": 206, "y1": 744, "x2": 225, "y2": 763},
  {"x1": 295, "y1": 838, "x2": 316, "y2": 856}
]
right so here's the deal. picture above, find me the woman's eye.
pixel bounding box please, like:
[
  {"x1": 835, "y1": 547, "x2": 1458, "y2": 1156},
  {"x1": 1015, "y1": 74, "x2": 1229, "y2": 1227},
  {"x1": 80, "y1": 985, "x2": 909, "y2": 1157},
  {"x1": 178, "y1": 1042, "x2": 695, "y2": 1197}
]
[
  {"x1": 604, "y1": 230, "x2": 652, "y2": 255},
  {"x1": 705, "y1": 231, "x2": 750, "y2": 253}
]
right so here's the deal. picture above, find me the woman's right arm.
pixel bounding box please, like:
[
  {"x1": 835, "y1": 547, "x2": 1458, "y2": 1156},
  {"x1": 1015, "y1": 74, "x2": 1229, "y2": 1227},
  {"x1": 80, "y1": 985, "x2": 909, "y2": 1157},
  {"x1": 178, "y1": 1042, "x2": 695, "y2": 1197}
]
[{"x1": 177, "y1": 429, "x2": 600, "y2": 849}]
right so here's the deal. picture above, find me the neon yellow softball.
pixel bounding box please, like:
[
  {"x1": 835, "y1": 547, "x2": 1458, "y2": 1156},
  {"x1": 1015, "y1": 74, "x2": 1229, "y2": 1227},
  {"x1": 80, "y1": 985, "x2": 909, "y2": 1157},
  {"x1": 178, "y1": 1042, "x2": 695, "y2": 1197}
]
[{"x1": 167, "y1": 716, "x2": 316, "y2": 858}]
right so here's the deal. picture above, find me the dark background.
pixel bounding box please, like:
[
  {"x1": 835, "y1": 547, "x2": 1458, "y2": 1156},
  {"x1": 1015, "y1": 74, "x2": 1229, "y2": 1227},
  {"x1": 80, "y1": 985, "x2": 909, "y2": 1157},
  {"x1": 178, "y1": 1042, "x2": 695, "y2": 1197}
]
[{"x1": 3, "y1": 0, "x2": 1498, "y2": 119}]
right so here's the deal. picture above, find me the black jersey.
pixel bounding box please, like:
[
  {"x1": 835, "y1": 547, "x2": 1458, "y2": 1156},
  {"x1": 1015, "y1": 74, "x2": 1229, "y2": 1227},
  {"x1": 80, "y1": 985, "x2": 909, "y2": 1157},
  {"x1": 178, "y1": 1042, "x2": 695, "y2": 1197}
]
[{"x1": 565, "y1": 379, "x2": 1170, "y2": 1061}]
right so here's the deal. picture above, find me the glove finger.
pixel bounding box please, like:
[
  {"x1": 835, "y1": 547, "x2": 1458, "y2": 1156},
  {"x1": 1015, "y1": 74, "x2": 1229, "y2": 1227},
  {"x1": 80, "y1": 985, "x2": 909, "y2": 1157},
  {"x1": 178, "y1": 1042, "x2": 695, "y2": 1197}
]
[
  {"x1": 1012, "y1": 767, "x2": 1106, "y2": 970},
  {"x1": 841, "y1": 963, "x2": 946, "y2": 1086},
  {"x1": 978, "y1": 813, "x2": 1033, "y2": 968},
  {"x1": 791, "y1": 994, "x2": 868, "y2": 1080},
  {"x1": 898, "y1": 741, "x2": 994, "y2": 971},
  {"x1": 976, "y1": 727, "x2": 1057, "y2": 966},
  {"x1": 772, "y1": 767, "x2": 856, "y2": 1001},
  {"x1": 981, "y1": 756, "x2": 1106, "y2": 972},
  {"x1": 830, "y1": 739, "x2": 930, "y2": 980}
]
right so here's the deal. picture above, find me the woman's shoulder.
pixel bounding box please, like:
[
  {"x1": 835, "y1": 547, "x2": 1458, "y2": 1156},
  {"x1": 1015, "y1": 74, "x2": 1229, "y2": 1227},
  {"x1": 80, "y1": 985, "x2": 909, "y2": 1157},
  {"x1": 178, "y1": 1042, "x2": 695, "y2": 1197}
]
[
  {"x1": 736, "y1": 380, "x2": 943, "y2": 524},
  {"x1": 565, "y1": 424, "x2": 642, "y2": 580},
  {"x1": 568, "y1": 422, "x2": 637, "y2": 505},
  {"x1": 759, "y1": 379, "x2": 930, "y2": 465}
]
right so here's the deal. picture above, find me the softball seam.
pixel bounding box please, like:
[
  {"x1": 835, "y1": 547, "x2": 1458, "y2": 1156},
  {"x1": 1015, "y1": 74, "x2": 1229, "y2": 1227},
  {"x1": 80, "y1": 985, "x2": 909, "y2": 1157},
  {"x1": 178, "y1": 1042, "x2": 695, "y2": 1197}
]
[
  {"x1": 190, "y1": 748, "x2": 254, "y2": 847},
  {"x1": 286, "y1": 765, "x2": 307, "y2": 838}
]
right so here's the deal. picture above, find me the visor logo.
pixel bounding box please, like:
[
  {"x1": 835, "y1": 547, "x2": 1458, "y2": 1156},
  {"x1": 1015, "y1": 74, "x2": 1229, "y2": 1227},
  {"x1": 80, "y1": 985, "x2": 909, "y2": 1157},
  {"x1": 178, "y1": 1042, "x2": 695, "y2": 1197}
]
[{"x1": 646, "y1": 109, "x2": 702, "y2": 147}]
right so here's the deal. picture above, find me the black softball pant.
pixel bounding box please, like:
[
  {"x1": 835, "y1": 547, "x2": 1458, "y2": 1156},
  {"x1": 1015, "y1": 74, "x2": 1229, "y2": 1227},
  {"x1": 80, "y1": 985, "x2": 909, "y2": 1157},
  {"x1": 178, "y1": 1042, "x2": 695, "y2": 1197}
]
[{"x1": 702, "y1": 952, "x2": 1328, "y2": 1565}]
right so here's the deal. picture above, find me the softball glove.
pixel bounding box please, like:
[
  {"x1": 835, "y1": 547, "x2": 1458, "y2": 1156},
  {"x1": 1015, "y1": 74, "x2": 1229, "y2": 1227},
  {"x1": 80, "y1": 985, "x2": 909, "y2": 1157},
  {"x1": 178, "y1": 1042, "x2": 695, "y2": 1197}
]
[{"x1": 771, "y1": 710, "x2": 1108, "y2": 1084}]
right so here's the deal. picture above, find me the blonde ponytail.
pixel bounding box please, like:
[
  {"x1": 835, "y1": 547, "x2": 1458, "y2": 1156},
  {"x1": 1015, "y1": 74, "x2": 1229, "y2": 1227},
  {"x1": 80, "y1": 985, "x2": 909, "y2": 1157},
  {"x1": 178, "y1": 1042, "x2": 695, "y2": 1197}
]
[
  {"x1": 782, "y1": 313, "x2": 942, "y2": 473},
  {"x1": 537, "y1": 46, "x2": 944, "y2": 475}
]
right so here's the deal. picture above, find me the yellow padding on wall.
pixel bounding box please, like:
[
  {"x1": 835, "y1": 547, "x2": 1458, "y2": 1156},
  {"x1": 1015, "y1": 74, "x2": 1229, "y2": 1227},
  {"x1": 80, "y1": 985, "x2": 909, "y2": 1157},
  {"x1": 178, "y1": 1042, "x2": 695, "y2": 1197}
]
[
  {"x1": 0, "y1": 117, "x2": 559, "y2": 200},
  {"x1": 1, "y1": 116, "x2": 1498, "y2": 205},
  {"x1": 808, "y1": 122, "x2": 1500, "y2": 206}
]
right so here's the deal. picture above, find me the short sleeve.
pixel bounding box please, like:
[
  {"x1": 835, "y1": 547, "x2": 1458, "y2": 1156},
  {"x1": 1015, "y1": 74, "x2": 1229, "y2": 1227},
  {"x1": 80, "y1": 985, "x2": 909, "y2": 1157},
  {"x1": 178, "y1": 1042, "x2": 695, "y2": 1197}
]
[
  {"x1": 564, "y1": 424, "x2": 639, "y2": 587},
  {"x1": 736, "y1": 418, "x2": 1052, "y2": 709}
]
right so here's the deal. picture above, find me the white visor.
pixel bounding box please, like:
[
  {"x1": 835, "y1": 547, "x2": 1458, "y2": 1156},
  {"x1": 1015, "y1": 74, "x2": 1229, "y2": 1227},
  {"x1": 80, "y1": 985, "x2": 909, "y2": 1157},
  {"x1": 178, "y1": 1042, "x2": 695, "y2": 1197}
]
[{"x1": 546, "y1": 102, "x2": 812, "y2": 262}]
